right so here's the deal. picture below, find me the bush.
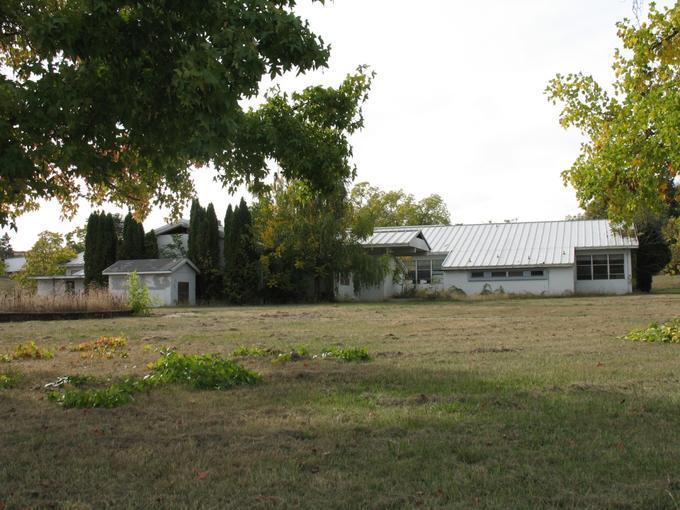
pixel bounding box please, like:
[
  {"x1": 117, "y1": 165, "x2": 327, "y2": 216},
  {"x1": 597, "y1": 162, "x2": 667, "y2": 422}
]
[
  {"x1": 319, "y1": 346, "x2": 371, "y2": 362},
  {"x1": 127, "y1": 272, "x2": 152, "y2": 316},
  {"x1": 624, "y1": 318, "x2": 680, "y2": 344}
]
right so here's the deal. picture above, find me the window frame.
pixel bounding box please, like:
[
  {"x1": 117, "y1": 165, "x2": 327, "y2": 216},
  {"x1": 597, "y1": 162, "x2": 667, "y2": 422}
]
[
  {"x1": 575, "y1": 253, "x2": 627, "y2": 281},
  {"x1": 467, "y1": 269, "x2": 548, "y2": 282}
]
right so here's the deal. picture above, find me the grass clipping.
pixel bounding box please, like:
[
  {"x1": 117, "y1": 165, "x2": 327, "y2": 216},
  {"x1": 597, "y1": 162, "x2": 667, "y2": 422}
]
[
  {"x1": 624, "y1": 318, "x2": 680, "y2": 344},
  {"x1": 48, "y1": 352, "x2": 261, "y2": 408}
]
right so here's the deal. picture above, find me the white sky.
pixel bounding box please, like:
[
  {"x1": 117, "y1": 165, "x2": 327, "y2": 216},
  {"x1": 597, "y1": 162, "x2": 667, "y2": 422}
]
[{"x1": 4, "y1": 0, "x2": 670, "y2": 251}]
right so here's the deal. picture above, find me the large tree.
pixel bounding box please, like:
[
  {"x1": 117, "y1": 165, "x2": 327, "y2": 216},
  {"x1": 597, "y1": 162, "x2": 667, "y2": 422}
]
[
  {"x1": 254, "y1": 178, "x2": 388, "y2": 302},
  {"x1": 546, "y1": 3, "x2": 679, "y2": 225},
  {"x1": 349, "y1": 182, "x2": 451, "y2": 228},
  {"x1": 12, "y1": 231, "x2": 76, "y2": 288},
  {"x1": 119, "y1": 212, "x2": 146, "y2": 260},
  {"x1": 224, "y1": 198, "x2": 259, "y2": 304},
  {"x1": 0, "y1": 2, "x2": 373, "y2": 228}
]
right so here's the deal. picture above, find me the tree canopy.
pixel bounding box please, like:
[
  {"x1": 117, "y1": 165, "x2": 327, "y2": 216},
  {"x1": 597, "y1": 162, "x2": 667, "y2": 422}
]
[
  {"x1": 12, "y1": 231, "x2": 76, "y2": 287},
  {"x1": 349, "y1": 182, "x2": 451, "y2": 228},
  {"x1": 546, "y1": 3, "x2": 679, "y2": 226},
  {"x1": 0, "y1": 1, "x2": 372, "y2": 227}
]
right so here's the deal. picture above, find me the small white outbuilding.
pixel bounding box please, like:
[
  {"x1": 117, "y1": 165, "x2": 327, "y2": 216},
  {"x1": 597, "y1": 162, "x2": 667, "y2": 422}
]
[{"x1": 103, "y1": 258, "x2": 199, "y2": 307}]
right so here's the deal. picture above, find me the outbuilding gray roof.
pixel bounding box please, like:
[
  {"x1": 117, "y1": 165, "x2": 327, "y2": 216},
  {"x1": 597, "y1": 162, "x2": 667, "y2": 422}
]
[
  {"x1": 4, "y1": 256, "x2": 26, "y2": 273},
  {"x1": 66, "y1": 252, "x2": 84, "y2": 266},
  {"x1": 102, "y1": 258, "x2": 199, "y2": 275},
  {"x1": 373, "y1": 220, "x2": 637, "y2": 268}
]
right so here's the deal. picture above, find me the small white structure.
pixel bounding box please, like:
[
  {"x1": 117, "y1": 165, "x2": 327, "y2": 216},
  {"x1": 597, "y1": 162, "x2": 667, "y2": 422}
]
[
  {"x1": 103, "y1": 258, "x2": 199, "y2": 306},
  {"x1": 33, "y1": 253, "x2": 86, "y2": 296},
  {"x1": 342, "y1": 219, "x2": 638, "y2": 300},
  {"x1": 3, "y1": 255, "x2": 26, "y2": 275}
]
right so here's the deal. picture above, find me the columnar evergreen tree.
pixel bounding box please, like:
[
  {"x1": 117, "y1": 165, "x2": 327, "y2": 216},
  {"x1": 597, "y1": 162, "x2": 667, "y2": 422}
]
[
  {"x1": 0, "y1": 233, "x2": 13, "y2": 259},
  {"x1": 223, "y1": 204, "x2": 234, "y2": 269},
  {"x1": 187, "y1": 199, "x2": 223, "y2": 301},
  {"x1": 84, "y1": 211, "x2": 117, "y2": 286},
  {"x1": 224, "y1": 198, "x2": 260, "y2": 304},
  {"x1": 144, "y1": 231, "x2": 159, "y2": 259},
  {"x1": 120, "y1": 212, "x2": 146, "y2": 259}
]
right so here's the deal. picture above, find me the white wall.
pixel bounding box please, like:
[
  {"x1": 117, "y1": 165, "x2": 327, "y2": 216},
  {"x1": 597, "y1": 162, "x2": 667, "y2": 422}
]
[
  {"x1": 156, "y1": 233, "x2": 189, "y2": 257},
  {"x1": 36, "y1": 279, "x2": 85, "y2": 296},
  {"x1": 109, "y1": 274, "x2": 172, "y2": 307},
  {"x1": 336, "y1": 258, "x2": 399, "y2": 301},
  {"x1": 442, "y1": 267, "x2": 576, "y2": 296},
  {"x1": 170, "y1": 264, "x2": 197, "y2": 306},
  {"x1": 574, "y1": 249, "x2": 633, "y2": 295}
]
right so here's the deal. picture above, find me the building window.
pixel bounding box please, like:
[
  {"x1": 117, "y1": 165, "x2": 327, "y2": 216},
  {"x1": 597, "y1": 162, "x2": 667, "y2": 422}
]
[
  {"x1": 469, "y1": 269, "x2": 547, "y2": 281},
  {"x1": 416, "y1": 259, "x2": 431, "y2": 284},
  {"x1": 402, "y1": 258, "x2": 446, "y2": 285},
  {"x1": 576, "y1": 254, "x2": 626, "y2": 281},
  {"x1": 339, "y1": 274, "x2": 351, "y2": 286},
  {"x1": 65, "y1": 280, "x2": 75, "y2": 294}
]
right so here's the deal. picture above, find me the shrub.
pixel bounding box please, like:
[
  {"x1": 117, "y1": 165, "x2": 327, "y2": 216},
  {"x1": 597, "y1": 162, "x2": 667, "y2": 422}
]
[
  {"x1": 319, "y1": 346, "x2": 371, "y2": 362},
  {"x1": 0, "y1": 369, "x2": 21, "y2": 389},
  {"x1": 127, "y1": 272, "x2": 152, "y2": 316},
  {"x1": 624, "y1": 318, "x2": 680, "y2": 344},
  {"x1": 48, "y1": 377, "x2": 153, "y2": 408}
]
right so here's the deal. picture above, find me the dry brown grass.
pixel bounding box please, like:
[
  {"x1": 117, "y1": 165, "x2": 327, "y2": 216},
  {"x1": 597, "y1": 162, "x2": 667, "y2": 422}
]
[
  {"x1": 0, "y1": 288, "x2": 129, "y2": 313},
  {"x1": 1, "y1": 294, "x2": 680, "y2": 508}
]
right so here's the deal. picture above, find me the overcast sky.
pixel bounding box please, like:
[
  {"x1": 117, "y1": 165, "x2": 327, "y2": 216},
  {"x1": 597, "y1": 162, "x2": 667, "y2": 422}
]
[{"x1": 4, "y1": 0, "x2": 671, "y2": 251}]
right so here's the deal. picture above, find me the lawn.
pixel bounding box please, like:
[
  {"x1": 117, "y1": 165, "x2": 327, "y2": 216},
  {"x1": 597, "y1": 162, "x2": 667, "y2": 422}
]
[{"x1": 1, "y1": 293, "x2": 680, "y2": 509}]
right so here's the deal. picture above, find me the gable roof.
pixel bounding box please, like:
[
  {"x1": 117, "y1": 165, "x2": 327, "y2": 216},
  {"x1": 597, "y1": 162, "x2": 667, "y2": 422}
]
[
  {"x1": 154, "y1": 219, "x2": 224, "y2": 238},
  {"x1": 4, "y1": 256, "x2": 26, "y2": 273},
  {"x1": 66, "y1": 252, "x2": 84, "y2": 267},
  {"x1": 102, "y1": 258, "x2": 200, "y2": 275},
  {"x1": 372, "y1": 220, "x2": 638, "y2": 268},
  {"x1": 362, "y1": 228, "x2": 431, "y2": 254}
]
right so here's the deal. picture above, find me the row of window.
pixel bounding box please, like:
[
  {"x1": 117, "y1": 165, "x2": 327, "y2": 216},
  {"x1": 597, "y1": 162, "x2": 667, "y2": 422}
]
[
  {"x1": 576, "y1": 254, "x2": 625, "y2": 280},
  {"x1": 470, "y1": 269, "x2": 545, "y2": 280},
  {"x1": 405, "y1": 258, "x2": 445, "y2": 285}
]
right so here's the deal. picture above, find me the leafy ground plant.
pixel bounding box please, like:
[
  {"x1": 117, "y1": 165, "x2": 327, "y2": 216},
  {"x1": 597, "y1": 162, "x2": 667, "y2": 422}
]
[
  {"x1": 624, "y1": 318, "x2": 680, "y2": 344},
  {"x1": 70, "y1": 336, "x2": 129, "y2": 359},
  {"x1": 49, "y1": 352, "x2": 261, "y2": 408},
  {"x1": 272, "y1": 345, "x2": 311, "y2": 364},
  {"x1": 1, "y1": 341, "x2": 54, "y2": 361},
  {"x1": 318, "y1": 346, "x2": 371, "y2": 362},
  {"x1": 0, "y1": 369, "x2": 21, "y2": 389}
]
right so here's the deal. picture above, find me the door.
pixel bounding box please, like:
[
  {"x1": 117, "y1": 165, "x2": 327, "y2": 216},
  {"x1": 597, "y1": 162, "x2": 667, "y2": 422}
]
[{"x1": 177, "y1": 281, "x2": 190, "y2": 305}]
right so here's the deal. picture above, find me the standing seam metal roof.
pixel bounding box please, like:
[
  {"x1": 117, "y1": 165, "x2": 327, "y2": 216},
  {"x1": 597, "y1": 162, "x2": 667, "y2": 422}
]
[{"x1": 372, "y1": 220, "x2": 637, "y2": 269}]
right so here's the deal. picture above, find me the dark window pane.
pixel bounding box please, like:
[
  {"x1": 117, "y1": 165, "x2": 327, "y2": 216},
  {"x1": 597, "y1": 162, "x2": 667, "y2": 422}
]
[
  {"x1": 491, "y1": 271, "x2": 506, "y2": 279},
  {"x1": 470, "y1": 271, "x2": 484, "y2": 279},
  {"x1": 593, "y1": 262, "x2": 608, "y2": 280},
  {"x1": 508, "y1": 270, "x2": 524, "y2": 278},
  {"x1": 576, "y1": 255, "x2": 591, "y2": 264},
  {"x1": 609, "y1": 265, "x2": 625, "y2": 279},
  {"x1": 531, "y1": 270, "x2": 544, "y2": 277},
  {"x1": 576, "y1": 264, "x2": 592, "y2": 281},
  {"x1": 609, "y1": 254, "x2": 624, "y2": 264},
  {"x1": 592, "y1": 254, "x2": 608, "y2": 265},
  {"x1": 416, "y1": 260, "x2": 431, "y2": 284}
]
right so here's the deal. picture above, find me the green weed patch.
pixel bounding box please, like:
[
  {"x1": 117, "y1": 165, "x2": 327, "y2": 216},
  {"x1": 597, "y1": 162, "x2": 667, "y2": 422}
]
[
  {"x1": 624, "y1": 318, "x2": 680, "y2": 344},
  {"x1": 0, "y1": 369, "x2": 21, "y2": 389},
  {"x1": 318, "y1": 346, "x2": 371, "y2": 362},
  {"x1": 1, "y1": 341, "x2": 54, "y2": 362}
]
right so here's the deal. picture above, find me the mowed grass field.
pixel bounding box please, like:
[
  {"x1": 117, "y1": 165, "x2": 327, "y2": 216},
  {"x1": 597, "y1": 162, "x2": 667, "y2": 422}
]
[{"x1": 1, "y1": 288, "x2": 680, "y2": 508}]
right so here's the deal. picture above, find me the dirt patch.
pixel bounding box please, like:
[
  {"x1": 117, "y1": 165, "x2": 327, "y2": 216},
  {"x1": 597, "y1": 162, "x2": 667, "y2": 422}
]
[{"x1": 470, "y1": 347, "x2": 521, "y2": 354}]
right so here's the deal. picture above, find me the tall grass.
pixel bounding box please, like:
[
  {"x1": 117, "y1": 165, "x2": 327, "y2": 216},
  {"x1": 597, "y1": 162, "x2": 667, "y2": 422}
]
[{"x1": 0, "y1": 288, "x2": 129, "y2": 313}]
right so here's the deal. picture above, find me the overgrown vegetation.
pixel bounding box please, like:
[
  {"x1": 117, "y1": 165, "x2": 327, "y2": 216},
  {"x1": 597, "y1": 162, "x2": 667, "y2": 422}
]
[
  {"x1": 319, "y1": 346, "x2": 370, "y2": 362},
  {"x1": 49, "y1": 352, "x2": 261, "y2": 408},
  {"x1": 1, "y1": 340, "x2": 54, "y2": 362},
  {"x1": 624, "y1": 318, "x2": 680, "y2": 344},
  {"x1": 0, "y1": 369, "x2": 21, "y2": 389},
  {"x1": 0, "y1": 288, "x2": 129, "y2": 313},
  {"x1": 70, "y1": 336, "x2": 129, "y2": 359},
  {"x1": 127, "y1": 272, "x2": 152, "y2": 316}
]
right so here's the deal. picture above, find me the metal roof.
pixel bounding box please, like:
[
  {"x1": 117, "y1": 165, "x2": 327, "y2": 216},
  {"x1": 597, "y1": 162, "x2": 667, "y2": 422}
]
[
  {"x1": 66, "y1": 252, "x2": 84, "y2": 266},
  {"x1": 102, "y1": 258, "x2": 200, "y2": 275},
  {"x1": 362, "y1": 228, "x2": 431, "y2": 253},
  {"x1": 373, "y1": 220, "x2": 638, "y2": 268}
]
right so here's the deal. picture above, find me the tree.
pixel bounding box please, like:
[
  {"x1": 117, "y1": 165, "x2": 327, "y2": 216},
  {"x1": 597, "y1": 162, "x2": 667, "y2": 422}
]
[
  {"x1": 1, "y1": 2, "x2": 374, "y2": 228},
  {"x1": 547, "y1": 4, "x2": 680, "y2": 291},
  {"x1": 349, "y1": 182, "x2": 451, "y2": 228},
  {"x1": 65, "y1": 226, "x2": 86, "y2": 253},
  {"x1": 144, "y1": 231, "x2": 159, "y2": 259},
  {"x1": 84, "y1": 211, "x2": 117, "y2": 286},
  {"x1": 187, "y1": 199, "x2": 222, "y2": 300},
  {"x1": 546, "y1": 3, "x2": 679, "y2": 226},
  {"x1": 663, "y1": 217, "x2": 680, "y2": 275},
  {"x1": 254, "y1": 179, "x2": 388, "y2": 302},
  {"x1": 120, "y1": 212, "x2": 146, "y2": 260},
  {"x1": 0, "y1": 233, "x2": 13, "y2": 259},
  {"x1": 224, "y1": 198, "x2": 259, "y2": 304},
  {"x1": 12, "y1": 231, "x2": 76, "y2": 288}
]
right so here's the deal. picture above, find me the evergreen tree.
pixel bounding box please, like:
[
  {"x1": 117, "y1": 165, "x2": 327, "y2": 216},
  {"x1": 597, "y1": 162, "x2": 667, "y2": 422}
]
[
  {"x1": 0, "y1": 233, "x2": 13, "y2": 259},
  {"x1": 84, "y1": 212, "x2": 101, "y2": 286},
  {"x1": 144, "y1": 230, "x2": 159, "y2": 259},
  {"x1": 223, "y1": 204, "x2": 234, "y2": 269},
  {"x1": 202, "y1": 203, "x2": 223, "y2": 300},
  {"x1": 120, "y1": 212, "x2": 146, "y2": 259},
  {"x1": 84, "y1": 211, "x2": 118, "y2": 286},
  {"x1": 224, "y1": 198, "x2": 259, "y2": 304}
]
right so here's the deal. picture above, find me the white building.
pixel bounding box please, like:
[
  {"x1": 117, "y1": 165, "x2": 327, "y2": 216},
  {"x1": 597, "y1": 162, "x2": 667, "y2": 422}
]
[
  {"x1": 340, "y1": 219, "x2": 638, "y2": 300},
  {"x1": 103, "y1": 258, "x2": 199, "y2": 306},
  {"x1": 33, "y1": 252, "x2": 86, "y2": 296}
]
